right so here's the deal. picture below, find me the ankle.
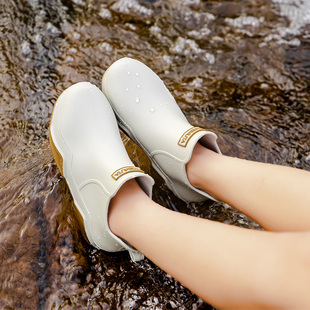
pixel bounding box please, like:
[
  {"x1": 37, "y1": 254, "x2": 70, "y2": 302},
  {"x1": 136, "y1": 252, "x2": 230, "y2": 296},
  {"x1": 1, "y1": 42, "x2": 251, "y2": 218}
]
[
  {"x1": 186, "y1": 142, "x2": 218, "y2": 191},
  {"x1": 109, "y1": 179, "x2": 148, "y2": 237}
]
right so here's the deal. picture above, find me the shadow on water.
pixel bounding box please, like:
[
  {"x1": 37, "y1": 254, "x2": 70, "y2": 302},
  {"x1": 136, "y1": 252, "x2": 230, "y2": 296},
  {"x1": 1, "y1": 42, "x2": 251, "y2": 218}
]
[{"x1": 0, "y1": 0, "x2": 309, "y2": 309}]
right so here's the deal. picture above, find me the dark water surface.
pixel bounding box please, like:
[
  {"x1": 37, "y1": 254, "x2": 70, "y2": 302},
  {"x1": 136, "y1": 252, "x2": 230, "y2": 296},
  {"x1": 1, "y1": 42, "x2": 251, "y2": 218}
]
[{"x1": 0, "y1": 0, "x2": 309, "y2": 309}]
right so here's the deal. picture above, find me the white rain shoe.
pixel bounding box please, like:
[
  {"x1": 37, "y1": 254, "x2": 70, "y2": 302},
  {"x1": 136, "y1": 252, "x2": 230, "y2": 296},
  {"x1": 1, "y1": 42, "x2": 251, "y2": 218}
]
[
  {"x1": 49, "y1": 82, "x2": 154, "y2": 262},
  {"x1": 102, "y1": 57, "x2": 221, "y2": 203}
]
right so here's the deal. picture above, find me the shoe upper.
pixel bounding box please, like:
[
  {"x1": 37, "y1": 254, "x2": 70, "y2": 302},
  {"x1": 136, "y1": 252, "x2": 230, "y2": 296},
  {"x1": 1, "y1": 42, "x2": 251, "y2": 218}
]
[
  {"x1": 49, "y1": 82, "x2": 154, "y2": 261},
  {"x1": 102, "y1": 58, "x2": 221, "y2": 202}
]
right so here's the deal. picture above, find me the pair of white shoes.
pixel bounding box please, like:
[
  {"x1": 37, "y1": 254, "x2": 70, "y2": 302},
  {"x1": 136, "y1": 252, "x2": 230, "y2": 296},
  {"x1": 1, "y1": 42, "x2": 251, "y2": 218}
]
[{"x1": 49, "y1": 57, "x2": 221, "y2": 261}]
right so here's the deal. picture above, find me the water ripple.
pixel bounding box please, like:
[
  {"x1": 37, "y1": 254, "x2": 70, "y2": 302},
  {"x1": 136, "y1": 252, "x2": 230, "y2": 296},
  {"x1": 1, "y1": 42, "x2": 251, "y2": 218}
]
[{"x1": 0, "y1": 0, "x2": 309, "y2": 309}]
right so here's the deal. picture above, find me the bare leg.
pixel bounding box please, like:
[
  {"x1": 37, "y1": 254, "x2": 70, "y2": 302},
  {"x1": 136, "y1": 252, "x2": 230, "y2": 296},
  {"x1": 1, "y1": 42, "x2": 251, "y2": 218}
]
[
  {"x1": 187, "y1": 143, "x2": 310, "y2": 232},
  {"x1": 109, "y1": 180, "x2": 310, "y2": 309}
]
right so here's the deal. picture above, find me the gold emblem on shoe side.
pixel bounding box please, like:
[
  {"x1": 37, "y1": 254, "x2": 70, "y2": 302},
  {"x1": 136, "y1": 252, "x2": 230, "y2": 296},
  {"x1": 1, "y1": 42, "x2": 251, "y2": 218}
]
[
  {"x1": 112, "y1": 166, "x2": 144, "y2": 180},
  {"x1": 178, "y1": 127, "x2": 205, "y2": 147}
]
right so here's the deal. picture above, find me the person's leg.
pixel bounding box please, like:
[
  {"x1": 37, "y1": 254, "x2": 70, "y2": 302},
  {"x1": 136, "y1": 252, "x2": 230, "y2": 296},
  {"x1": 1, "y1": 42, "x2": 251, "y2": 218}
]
[
  {"x1": 109, "y1": 179, "x2": 310, "y2": 309},
  {"x1": 187, "y1": 143, "x2": 310, "y2": 232}
]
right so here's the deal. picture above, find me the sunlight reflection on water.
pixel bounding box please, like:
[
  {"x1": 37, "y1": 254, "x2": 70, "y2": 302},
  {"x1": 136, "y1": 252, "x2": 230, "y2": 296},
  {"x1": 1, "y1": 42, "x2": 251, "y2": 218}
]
[{"x1": 0, "y1": 0, "x2": 309, "y2": 308}]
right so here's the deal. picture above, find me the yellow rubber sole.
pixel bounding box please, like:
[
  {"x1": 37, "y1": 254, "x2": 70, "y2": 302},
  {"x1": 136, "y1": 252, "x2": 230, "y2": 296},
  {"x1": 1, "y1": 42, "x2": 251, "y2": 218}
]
[{"x1": 49, "y1": 125, "x2": 64, "y2": 176}]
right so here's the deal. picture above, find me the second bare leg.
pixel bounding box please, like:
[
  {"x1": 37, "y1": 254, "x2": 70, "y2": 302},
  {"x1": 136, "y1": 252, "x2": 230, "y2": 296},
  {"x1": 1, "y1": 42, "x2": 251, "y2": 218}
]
[{"x1": 187, "y1": 143, "x2": 310, "y2": 231}]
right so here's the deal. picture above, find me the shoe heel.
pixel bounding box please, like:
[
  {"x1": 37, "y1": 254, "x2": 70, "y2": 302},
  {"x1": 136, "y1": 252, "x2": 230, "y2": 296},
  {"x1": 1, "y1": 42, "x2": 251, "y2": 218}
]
[{"x1": 49, "y1": 126, "x2": 64, "y2": 176}]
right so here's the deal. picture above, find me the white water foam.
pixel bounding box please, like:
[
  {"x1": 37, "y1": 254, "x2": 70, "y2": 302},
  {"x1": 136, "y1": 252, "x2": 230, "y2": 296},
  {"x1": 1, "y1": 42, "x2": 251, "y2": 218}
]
[
  {"x1": 170, "y1": 37, "x2": 215, "y2": 63},
  {"x1": 272, "y1": 0, "x2": 310, "y2": 36},
  {"x1": 111, "y1": 0, "x2": 153, "y2": 17}
]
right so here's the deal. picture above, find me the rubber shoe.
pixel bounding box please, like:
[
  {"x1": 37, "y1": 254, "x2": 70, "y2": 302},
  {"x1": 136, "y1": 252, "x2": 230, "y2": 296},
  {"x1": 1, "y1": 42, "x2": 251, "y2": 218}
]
[
  {"x1": 49, "y1": 82, "x2": 154, "y2": 262},
  {"x1": 102, "y1": 57, "x2": 221, "y2": 203}
]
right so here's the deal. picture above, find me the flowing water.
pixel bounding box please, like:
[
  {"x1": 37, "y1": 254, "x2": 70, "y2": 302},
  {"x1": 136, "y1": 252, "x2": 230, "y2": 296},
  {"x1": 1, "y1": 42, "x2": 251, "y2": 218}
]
[{"x1": 0, "y1": 0, "x2": 309, "y2": 309}]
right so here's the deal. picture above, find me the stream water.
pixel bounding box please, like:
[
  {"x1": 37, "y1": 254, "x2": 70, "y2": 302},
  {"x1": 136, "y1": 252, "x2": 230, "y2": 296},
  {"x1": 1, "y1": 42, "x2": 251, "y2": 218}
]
[{"x1": 0, "y1": 0, "x2": 309, "y2": 309}]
